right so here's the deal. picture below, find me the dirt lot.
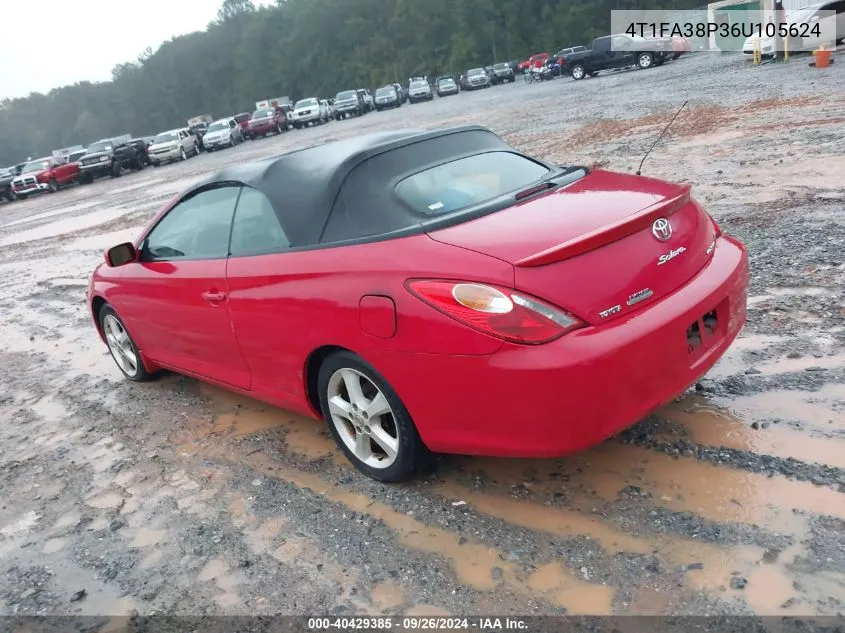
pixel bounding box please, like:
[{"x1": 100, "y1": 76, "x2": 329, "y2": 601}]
[{"x1": 0, "y1": 53, "x2": 843, "y2": 623}]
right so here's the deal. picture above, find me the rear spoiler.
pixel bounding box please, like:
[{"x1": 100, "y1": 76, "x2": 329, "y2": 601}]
[{"x1": 514, "y1": 184, "x2": 692, "y2": 268}]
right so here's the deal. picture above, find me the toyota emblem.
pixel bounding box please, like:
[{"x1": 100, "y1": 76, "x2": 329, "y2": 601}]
[{"x1": 652, "y1": 218, "x2": 672, "y2": 242}]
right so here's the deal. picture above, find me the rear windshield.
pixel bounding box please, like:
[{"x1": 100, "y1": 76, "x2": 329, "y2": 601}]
[
  {"x1": 253, "y1": 108, "x2": 275, "y2": 118},
  {"x1": 493, "y1": 63, "x2": 509, "y2": 70},
  {"x1": 395, "y1": 152, "x2": 550, "y2": 216},
  {"x1": 375, "y1": 87, "x2": 396, "y2": 97}
]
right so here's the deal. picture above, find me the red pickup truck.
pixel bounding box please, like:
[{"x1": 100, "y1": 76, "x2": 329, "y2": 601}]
[
  {"x1": 10, "y1": 156, "x2": 80, "y2": 199},
  {"x1": 518, "y1": 52, "x2": 550, "y2": 71}
]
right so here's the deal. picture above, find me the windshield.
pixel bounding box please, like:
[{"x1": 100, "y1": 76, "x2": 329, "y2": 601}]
[
  {"x1": 409, "y1": 80, "x2": 428, "y2": 89},
  {"x1": 468, "y1": 68, "x2": 485, "y2": 76},
  {"x1": 253, "y1": 108, "x2": 275, "y2": 118},
  {"x1": 87, "y1": 141, "x2": 113, "y2": 153},
  {"x1": 439, "y1": 78, "x2": 456, "y2": 86},
  {"x1": 295, "y1": 98, "x2": 319, "y2": 109},
  {"x1": 207, "y1": 122, "x2": 228, "y2": 132},
  {"x1": 375, "y1": 87, "x2": 396, "y2": 97},
  {"x1": 153, "y1": 132, "x2": 179, "y2": 144},
  {"x1": 21, "y1": 160, "x2": 50, "y2": 174},
  {"x1": 493, "y1": 63, "x2": 509, "y2": 70},
  {"x1": 785, "y1": 6, "x2": 820, "y2": 23},
  {"x1": 68, "y1": 151, "x2": 86, "y2": 162},
  {"x1": 395, "y1": 151, "x2": 550, "y2": 216},
  {"x1": 336, "y1": 91, "x2": 357, "y2": 101}
]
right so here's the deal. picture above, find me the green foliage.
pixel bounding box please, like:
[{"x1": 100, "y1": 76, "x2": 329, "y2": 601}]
[{"x1": 0, "y1": 0, "x2": 701, "y2": 164}]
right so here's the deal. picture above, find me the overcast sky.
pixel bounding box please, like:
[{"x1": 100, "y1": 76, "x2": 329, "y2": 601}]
[{"x1": 0, "y1": 0, "x2": 271, "y2": 100}]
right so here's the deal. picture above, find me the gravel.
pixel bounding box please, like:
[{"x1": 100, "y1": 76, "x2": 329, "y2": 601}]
[{"x1": 0, "y1": 52, "x2": 843, "y2": 617}]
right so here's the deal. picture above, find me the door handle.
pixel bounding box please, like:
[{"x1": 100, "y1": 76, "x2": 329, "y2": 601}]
[{"x1": 202, "y1": 290, "x2": 227, "y2": 303}]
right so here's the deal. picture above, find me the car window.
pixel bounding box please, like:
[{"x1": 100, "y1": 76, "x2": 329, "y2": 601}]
[
  {"x1": 230, "y1": 187, "x2": 290, "y2": 257},
  {"x1": 395, "y1": 151, "x2": 550, "y2": 216},
  {"x1": 143, "y1": 186, "x2": 241, "y2": 261}
]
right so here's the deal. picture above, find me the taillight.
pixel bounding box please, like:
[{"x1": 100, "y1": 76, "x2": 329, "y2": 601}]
[{"x1": 406, "y1": 280, "x2": 585, "y2": 345}]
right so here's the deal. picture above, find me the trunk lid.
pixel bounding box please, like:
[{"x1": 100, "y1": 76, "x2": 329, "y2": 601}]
[{"x1": 426, "y1": 169, "x2": 717, "y2": 325}]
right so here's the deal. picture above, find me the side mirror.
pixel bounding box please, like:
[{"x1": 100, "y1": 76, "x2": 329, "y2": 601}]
[{"x1": 106, "y1": 242, "x2": 137, "y2": 267}]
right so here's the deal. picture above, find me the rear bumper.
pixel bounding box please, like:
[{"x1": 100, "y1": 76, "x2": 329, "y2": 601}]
[
  {"x1": 251, "y1": 120, "x2": 281, "y2": 134},
  {"x1": 367, "y1": 235, "x2": 749, "y2": 457}
]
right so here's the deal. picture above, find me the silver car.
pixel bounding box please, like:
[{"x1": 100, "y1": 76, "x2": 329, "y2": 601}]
[
  {"x1": 202, "y1": 118, "x2": 244, "y2": 152},
  {"x1": 466, "y1": 67, "x2": 491, "y2": 90},
  {"x1": 148, "y1": 128, "x2": 199, "y2": 165},
  {"x1": 407, "y1": 79, "x2": 433, "y2": 103}
]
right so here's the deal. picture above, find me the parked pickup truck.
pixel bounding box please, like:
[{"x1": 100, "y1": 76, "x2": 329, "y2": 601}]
[
  {"x1": 78, "y1": 137, "x2": 144, "y2": 182},
  {"x1": 10, "y1": 156, "x2": 81, "y2": 198},
  {"x1": 563, "y1": 34, "x2": 674, "y2": 80}
]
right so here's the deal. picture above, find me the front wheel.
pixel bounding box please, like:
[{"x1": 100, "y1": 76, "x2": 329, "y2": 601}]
[
  {"x1": 180, "y1": 147, "x2": 187, "y2": 161},
  {"x1": 318, "y1": 351, "x2": 431, "y2": 483},
  {"x1": 638, "y1": 52, "x2": 654, "y2": 69},
  {"x1": 99, "y1": 305, "x2": 152, "y2": 382},
  {"x1": 47, "y1": 179, "x2": 58, "y2": 193}
]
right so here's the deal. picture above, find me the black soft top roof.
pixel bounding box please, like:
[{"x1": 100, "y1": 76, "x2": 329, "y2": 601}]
[{"x1": 187, "y1": 125, "x2": 526, "y2": 248}]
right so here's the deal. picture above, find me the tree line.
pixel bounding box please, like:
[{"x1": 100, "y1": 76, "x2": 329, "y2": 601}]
[{"x1": 0, "y1": 0, "x2": 701, "y2": 165}]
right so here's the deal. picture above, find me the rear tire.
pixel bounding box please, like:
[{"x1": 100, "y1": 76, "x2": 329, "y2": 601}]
[
  {"x1": 571, "y1": 64, "x2": 586, "y2": 80},
  {"x1": 98, "y1": 304, "x2": 153, "y2": 383},
  {"x1": 317, "y1": 351, "x2": 432, "y2": 483},
  {"x1": 638, "y1": 52, "x2": 654, "y2": 69}
]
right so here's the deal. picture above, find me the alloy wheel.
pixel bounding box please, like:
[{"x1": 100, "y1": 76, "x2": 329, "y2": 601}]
[
  {"x1": 326, "y1": 368, "x2": 399, "y2": 469},
  {"x1": 103, "y1": 314, "x2": 138, "y2": 378}
]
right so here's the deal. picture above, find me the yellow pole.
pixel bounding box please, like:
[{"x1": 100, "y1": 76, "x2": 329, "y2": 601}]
[{"x1": 753, "y1": 39, "x2": 761, "y2": 64}]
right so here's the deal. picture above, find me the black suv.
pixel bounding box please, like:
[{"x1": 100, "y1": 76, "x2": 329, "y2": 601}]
[{"x1": 78, "y1": 137, "x2": 145, "y2": 182}]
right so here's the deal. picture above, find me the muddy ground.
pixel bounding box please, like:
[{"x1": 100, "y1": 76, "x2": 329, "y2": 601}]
[{"x1": 0, "y1": 52, "x2": 843, "y2": 624}]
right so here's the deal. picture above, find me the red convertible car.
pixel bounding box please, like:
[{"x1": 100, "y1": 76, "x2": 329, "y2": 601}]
[{"x1": 87, "y1": 126, "x2": 748, "y2": 482}]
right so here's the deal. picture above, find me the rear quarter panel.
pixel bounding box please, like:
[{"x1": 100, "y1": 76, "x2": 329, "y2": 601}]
[{"x1": 224, "y1": 234, "x2": 514, "y2": 398}]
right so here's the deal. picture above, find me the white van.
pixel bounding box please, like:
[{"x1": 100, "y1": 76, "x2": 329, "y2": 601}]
[{"x1": 743, "y1": 0, "x2": 845, "y2": 56}]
